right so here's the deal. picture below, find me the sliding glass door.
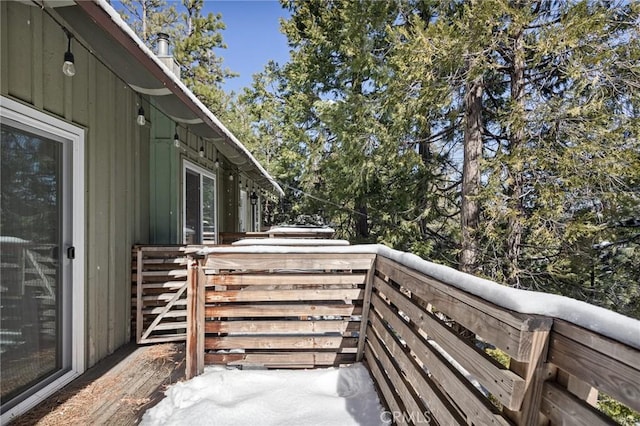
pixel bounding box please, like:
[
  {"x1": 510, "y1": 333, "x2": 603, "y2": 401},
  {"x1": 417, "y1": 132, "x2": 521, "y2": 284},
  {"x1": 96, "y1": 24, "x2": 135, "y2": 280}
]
[
  {"x1": 183, "y1": 162, "x2": 217, "y2": 244},
  {"x1": 1, "y1": 97, "x2": 84, "y2": 418}
]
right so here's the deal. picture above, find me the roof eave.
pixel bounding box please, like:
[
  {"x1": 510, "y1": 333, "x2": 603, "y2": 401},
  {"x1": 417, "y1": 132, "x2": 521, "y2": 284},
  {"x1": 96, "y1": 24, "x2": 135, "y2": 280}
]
[{"x1": 74, "y1": 0, "x2": 284, "y2": 197}]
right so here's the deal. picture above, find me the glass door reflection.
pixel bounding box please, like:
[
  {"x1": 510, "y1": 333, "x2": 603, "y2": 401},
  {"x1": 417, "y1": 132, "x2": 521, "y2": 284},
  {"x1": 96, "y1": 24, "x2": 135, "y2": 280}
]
[{"x1": 1, "y1": 124, "x2": 63, "y2": 405}]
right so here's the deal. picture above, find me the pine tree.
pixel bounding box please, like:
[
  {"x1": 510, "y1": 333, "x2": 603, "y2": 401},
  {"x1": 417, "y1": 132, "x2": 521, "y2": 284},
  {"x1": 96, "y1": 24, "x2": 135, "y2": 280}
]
[
  {"x1": 114, "y1": 0, "x2": 236, "y2": 114},
  {"x1": 271, "y1": 0, "x2": 640, "y2": 316},
  {"x1": 172, "y1": 0, "x2": 237, "y2": 114},
  {"x1": 276, "y1": 0, "x2": 407, "y2": 240},
  {"x1": 116, "y1": 0, "x2": 177, "y2": 44}
]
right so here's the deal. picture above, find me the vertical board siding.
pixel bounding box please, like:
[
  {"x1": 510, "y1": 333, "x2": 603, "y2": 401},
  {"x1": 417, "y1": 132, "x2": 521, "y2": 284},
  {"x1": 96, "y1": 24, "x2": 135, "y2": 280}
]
[
  {"x1": 42, "y1": 16, "x2": 64, "y2": 117},
  {"x1": 113, "y1": 79, "x2": 127, "y2": 349},
  {"x1": 1, "y1": 2, "x2": 150, "y2": 367},
  {"x1": 155, "y1": 138, "x2": 178, "y2": 243},
  {"x1": 71, "y1": 45, "x2": 90, "y2": 126},
  {"x1": 137, "y1": 125, "x2": 151, "y2": 245},
  {"x1": 1, "y1": 2, "x2": 9, "y2": 95},
  {"x1": 30, "y1": 9, "x2": 43, "y2": 110},
  {"x1": 7, "y1": 2, "x2": 32, "y2": 103},
  {"x1": 92, "y1": 61, "x2": 112, "y2": 363}
]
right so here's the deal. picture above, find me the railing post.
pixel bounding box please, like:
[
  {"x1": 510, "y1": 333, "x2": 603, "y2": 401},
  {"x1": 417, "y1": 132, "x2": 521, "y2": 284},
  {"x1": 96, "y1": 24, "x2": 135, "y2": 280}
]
[
  {"x1": 135, "y1": 246, "x2": 143, "y2": 344},
  {"x1": 504, "y1": 323, "x2": 553, "y2": 425},
  {"x1": 356, "y1": 255, "x2": 375, "y2": 362},
  {"x1": 186, "y1": 254, "x2": 205, "y2": 379}
]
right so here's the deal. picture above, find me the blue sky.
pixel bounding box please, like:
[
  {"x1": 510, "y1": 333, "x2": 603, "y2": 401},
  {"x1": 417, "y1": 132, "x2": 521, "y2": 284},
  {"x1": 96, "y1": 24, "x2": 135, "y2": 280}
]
[{"x1": 202, "y1": 1, "x2": 291, "y2": 94}]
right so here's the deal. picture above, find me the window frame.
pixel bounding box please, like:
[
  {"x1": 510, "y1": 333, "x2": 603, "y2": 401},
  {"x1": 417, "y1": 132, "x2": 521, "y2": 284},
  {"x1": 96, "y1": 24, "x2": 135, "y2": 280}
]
[
  {"x1": 182, "y1": 160, "x2": 218, "y2": 244},
  {"x1": 0, "y1": 96, "x2": 85, "y2": 421}
]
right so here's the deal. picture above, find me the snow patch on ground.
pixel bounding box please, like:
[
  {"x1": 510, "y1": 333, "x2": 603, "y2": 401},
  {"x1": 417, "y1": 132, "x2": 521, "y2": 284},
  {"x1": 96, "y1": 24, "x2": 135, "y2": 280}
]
[{"x1": 140, "y1": 363, "x2": 389, "y2": 426}]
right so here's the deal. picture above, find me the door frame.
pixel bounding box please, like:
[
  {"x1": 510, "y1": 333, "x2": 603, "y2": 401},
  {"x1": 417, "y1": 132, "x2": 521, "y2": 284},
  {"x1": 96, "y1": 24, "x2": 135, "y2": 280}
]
[
  {"x1": 0, "y1": 96, "x2": 85, "y2": 421},
  {"x1": 182, "y1": 160, "x2": 218, "y2": 244}
]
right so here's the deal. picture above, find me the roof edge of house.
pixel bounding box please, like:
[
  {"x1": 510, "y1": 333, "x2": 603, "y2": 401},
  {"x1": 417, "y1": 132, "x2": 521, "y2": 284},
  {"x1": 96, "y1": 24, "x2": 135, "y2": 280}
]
[{"x1": 78, "y1": 0, "x2": 284, "y2": 196}]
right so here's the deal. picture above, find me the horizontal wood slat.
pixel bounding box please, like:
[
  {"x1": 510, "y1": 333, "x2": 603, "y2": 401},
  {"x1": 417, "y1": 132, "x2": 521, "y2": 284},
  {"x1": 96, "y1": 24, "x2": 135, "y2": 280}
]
[
  {"x1": 364, "y1": 345, "x2": 409, "y2": 426},
  {"x1": 141, "y1": 309, "x2": 187, "y2": 317},
  {"x1": 206, "y1": 336, "x2": 359, "y2": 350},
  {"x1": 205, "y1": 253, "x2": 375, "y2": 271},
  {"x1": 374, "y1": 275, "x2": 525, "y2": 410},
  {"x1": 143, "y1": 293, "x2": 188, "y2": 302},
  {"x1": 552, "y1": 320, "x2": 639, "y2": 367},
  {"x1": 152, "y1": 322, "x2": 187, "y2": 330},
  {"x1": 206, "y1": 304, "x2": 361, "y2": 318},
  {"x1": 205, "y1": 352, "x2": 355, "y2": 368},
  {"x1": 205, "y1": 320, "x2": 360, "y2": 335},
  {"x1": 208, "y1": 273, "x2": 366, "y2": 287},
  {"x1": 369, "y1": 292, "x2": 509, "y2": 425},
  {"x1": 206, "y1": 289, "x2": 364, "y2": 303},
  {"x1": 375, "y1": 256, "x2": 550, "y2": 362},
  {"x1": 134, "y1": 334, "x2": 186, "y2": 344},
  {"x1": 136, "y1": 270, "x2": 188, "y2": 278},
  {"x1": 548, "y1": 332, "x2": 640, "y2": 412},
  {"x1": 541, "y1": 382, "x2": 615, "y2": 426},
  {"x1": 141, "y1": 281, "x2": 187, "y2": 290}
]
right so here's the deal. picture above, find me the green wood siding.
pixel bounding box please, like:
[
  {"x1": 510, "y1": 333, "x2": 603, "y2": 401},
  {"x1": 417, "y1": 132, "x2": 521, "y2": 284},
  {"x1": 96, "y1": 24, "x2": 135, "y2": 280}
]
[
  {"x1": 1, "y1": 2, "x2": 150, "y2": 366},
  {"x1": 149, "y1": 109, "x2": 238, "y2": 243},
  {"x1": 1, "y1": 1, "x2": 253, "y2": 368},
  {"x1": 150, "y1": 107, "x2": 179, "y2": 243}
]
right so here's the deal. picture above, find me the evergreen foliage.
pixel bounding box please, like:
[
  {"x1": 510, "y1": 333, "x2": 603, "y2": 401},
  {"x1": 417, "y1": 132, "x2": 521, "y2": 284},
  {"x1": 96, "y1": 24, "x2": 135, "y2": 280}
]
[
  {"x1": 115, "y1": 0, "x2": 639, "y2": 320},
  {"x1": 114, "y1": 0, "x2": 236, "y2": 114},
  {"x1": 240, "y1": 0, "x2": 640, "y2": 320}
]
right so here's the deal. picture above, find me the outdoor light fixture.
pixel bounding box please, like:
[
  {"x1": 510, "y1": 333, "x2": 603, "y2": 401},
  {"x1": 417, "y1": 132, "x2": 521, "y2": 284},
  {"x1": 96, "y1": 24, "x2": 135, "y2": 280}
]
[
  {"x1": 250, "y1": 191, "x2": 259, "y2": 206},
  {"x1": 214, "y1": 158, "x2": 220, "y2": 169},
  {"x1": 229, "y1": 173, "x2": 234, "y2": 181},
  {"x1": 136, "y1": 103, "x2": 146, "y2": 126},
  {"x1": 62, "y1": 30, "x2": 76, "y2": 77},
  {"x1": 199, "y1": 146, "x2": 205, "y2": 157},
  {"x1": 174, "y1": 127, "x2": 180, "y2": 147}
]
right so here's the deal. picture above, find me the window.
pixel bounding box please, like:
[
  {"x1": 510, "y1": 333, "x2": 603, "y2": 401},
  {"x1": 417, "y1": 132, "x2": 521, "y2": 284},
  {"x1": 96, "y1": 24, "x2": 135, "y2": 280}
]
[
  {"x1": 1, "y1": 96, "x2": 85, "y2": 420},
  {"x1": 239, "y1": 190, "x2": 248, "y2": 232},
  {"x1": 183, "y1": 162, "x2": 217, "y2": 244}
]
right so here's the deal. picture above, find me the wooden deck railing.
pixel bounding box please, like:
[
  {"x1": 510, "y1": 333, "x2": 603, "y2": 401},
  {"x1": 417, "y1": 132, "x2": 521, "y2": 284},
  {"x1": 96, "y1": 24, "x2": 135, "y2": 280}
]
[
  {"x1": 369, "y1": 254, "x2": 552, "y2": 425},
  {"x1": 185, "y1": 250, "x2": 376, "y2": 374},
  {"x1": 174, "y1": 245, "x2": 639, "y2": 425},
  {"x1": 132, "y1": 245, "x2": 203, "y2": 343}
]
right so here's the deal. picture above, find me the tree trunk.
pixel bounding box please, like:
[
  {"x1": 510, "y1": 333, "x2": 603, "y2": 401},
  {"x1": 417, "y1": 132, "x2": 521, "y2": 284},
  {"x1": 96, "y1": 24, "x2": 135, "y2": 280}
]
[
  {"x1": 505, "y1": 28, "x2": 525, "y2": 287},
  {"x1": 186, "y1": 1, "x2": 194, "y2": 35},
  {"x1": 355, "y1": 202, "x2": 369, "y2": 239},
  {"x1": 142, "y1": 0, "x2": 148, "y2": 41},
  {"x1": 418, "y1": 130, "x2": 431, "y2": 240},
  {"x1": 460, "y1": 76, "x2": 484, "y2": 274}
]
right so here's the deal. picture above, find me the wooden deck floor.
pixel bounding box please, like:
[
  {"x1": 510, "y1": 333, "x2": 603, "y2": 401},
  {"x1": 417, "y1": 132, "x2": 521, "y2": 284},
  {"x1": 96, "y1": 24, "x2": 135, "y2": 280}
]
[{"x1": 9, "y1": 343, "x2": 185, "y2": 426}]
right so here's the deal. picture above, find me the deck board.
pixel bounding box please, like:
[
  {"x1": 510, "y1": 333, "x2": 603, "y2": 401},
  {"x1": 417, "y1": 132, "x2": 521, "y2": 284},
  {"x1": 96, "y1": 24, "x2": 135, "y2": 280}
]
[{"x1": 8, "y1": 343, "x2": 185, "y2": 426}]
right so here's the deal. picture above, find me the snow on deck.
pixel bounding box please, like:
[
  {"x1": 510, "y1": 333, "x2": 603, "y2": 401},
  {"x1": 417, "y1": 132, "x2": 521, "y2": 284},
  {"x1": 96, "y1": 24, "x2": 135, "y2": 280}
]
[{"x1": 140, "y1": 363, "x2": 389, "y2": 426}]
